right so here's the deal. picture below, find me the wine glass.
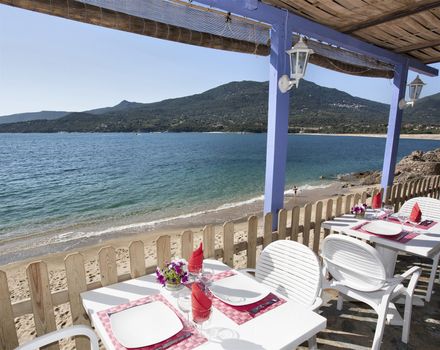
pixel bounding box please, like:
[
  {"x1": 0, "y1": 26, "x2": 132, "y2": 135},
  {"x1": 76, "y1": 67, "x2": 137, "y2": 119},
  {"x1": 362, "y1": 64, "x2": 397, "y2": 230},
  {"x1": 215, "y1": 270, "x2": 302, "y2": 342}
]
[
  {"x1": 382, "y1": 204, "x2": 394, "y2": 218},
  {"x1": 397, "y1": 213, "x2": 408, "y2": 231},
  {"x1": 177, "y1": 290, "x2": 191, "y2": 322},
  {"x1": 199, "y1": 268, "x2": 213, "y2": 291},
  {"x1": 193, "y1": 308, "x2": 212, "y2": 335}
]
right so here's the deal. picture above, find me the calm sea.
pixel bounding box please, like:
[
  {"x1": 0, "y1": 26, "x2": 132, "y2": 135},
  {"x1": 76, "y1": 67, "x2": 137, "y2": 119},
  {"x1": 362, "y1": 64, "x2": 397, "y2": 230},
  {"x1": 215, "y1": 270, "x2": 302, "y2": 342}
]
[{"x1": 1, "y1": 133, "x2": 439, "y2": 243}]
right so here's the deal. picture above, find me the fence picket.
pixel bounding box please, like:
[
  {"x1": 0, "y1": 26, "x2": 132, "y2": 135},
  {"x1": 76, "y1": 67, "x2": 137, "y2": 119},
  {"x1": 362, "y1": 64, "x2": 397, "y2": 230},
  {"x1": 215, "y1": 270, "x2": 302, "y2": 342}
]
[
  {"x1": 313, "y1": 201, "x2": 323, "y2": 253},
  {"x1": 353, "y1": 193, "x2": 361, "y2": 206},
  {"x1": 263, "y1": 213, "x2": 273, "y2": 248},
  {"x1": 361, "y1": 191, "x2": 368, "y2": 204},
  {"x1": 181, "y1": 230, "x2": 194, "y2": 261},
  {"x1": 129, "y1": 241, "x2": 146, "y2": 278},
  {"x1": 335, "y1": 196, "x2": 343, "y2": 217},
  {"x1": 277, "y1": 209, "x2": 287, "y2": 240},
  {"x1": 303, "y1": 203, "x2": 312, "y2": 247},
  {"x1": 291, "y1": 206, "x2": 300, "y2": 241},
  {"x1": 384, "y1": 186, "x2": 391, "y2": 205},
  {"x1": 26, "y1": 262, "x2": 59, "y2": 350},
  {"x1": 156, "y1": 236, "x2": 171, "y2": 270},
  {"x1": 324, "y1": 199, "x2": 333, "y2": 238},
  {"x1": 223, "y1": 222, "x2": 234, "y2": 267},
  {"x1": 394, "y1": 183, "x2": 402, "y2": 212},
  {"x1": 0, "y1": 271, "x2": 18, "y2": 350},
  {"x1": 203, "y1": 225, "x2": 215, "y2": 259},
  {"x1": 344, "y1": 194, "x2": 353, "y2": 214},
  {"x1": 65, "y1": 253, "x2": 90, "y2": 350},
  {"x1": 98, "y1": 247, "x2": 118, "y2": 286},
  {"x1": 247, "y1": 216, "x2": 258, "y2": 269}
]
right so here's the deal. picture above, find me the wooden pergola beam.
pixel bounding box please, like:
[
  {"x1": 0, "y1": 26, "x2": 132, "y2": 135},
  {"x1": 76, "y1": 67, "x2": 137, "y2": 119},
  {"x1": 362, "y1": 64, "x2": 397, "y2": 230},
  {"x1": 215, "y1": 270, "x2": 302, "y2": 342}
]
[
  {"x1": 395, "y1": 39, "x2": 440, "y2": 53},
  {"x1": 340, "y1": 0, "x2": 440, "y2": 33},
  {"x1": 0, "y1": 0, "x2": 270, "y2": 56}
]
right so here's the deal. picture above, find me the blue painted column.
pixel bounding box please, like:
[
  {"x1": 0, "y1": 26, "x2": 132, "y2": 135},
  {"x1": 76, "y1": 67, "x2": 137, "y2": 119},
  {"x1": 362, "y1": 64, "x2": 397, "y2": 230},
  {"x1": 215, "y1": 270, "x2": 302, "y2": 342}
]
[
  {"x1": 381, "y1": 61, "x2": 409, "y2": 190},
  {"x1": 264, "y1": 23, "x2": 292, "y2": 228}
]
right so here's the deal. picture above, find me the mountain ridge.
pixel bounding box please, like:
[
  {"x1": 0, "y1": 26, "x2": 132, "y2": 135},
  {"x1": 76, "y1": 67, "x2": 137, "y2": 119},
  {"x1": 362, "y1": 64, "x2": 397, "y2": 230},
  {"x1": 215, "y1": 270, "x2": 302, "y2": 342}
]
[{"x1": 0, "y1": 80, "x2": 438, "y2": 133}]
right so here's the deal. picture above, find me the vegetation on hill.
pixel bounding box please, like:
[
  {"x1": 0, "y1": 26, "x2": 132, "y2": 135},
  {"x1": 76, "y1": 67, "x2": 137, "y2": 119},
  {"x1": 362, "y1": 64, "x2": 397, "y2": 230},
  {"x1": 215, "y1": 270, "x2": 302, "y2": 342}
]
[{"x1": 0, "y1": 80, "x2": 438, "y2": 133}]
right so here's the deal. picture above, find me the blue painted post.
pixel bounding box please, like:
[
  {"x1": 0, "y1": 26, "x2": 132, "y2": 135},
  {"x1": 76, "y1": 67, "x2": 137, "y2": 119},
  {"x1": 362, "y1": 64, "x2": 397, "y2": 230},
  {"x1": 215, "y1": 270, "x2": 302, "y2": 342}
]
[
  {"x1": 381, "y1": 61, "x2": 409, "y2": 191},
  {"x1": 264, "y1": 23, "x2": 292, "y2": 228}
]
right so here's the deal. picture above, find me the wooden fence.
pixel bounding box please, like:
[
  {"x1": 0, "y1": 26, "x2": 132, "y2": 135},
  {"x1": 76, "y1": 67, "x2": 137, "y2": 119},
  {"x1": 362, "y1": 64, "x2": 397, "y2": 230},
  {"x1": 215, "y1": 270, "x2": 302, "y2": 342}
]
[{"x1": 1, "y1": 175, "x2": 439, "y2": 350}]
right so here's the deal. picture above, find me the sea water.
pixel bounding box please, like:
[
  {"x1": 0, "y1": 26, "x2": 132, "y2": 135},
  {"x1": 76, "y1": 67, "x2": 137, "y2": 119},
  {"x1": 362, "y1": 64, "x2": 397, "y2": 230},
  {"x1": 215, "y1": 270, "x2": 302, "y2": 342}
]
[{"x1": 0, "y1": 133, "x2": 438, "y2": 259}]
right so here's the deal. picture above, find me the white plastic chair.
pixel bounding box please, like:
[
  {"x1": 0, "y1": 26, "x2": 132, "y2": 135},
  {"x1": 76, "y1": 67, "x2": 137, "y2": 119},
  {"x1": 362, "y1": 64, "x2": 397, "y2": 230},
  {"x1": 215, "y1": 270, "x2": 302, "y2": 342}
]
[
  {"x1": 15, "y1": 325, "x2": 99, "y2": 350},
  {"x1": 242, "y1": 240, "x2": 322, "y2": 349},
  {"x1": 398, "y1": 196, "x2": 440, "y2": 302},
  {"x1": 321, "y1": 235, "x2": 421, "y2": 350}
]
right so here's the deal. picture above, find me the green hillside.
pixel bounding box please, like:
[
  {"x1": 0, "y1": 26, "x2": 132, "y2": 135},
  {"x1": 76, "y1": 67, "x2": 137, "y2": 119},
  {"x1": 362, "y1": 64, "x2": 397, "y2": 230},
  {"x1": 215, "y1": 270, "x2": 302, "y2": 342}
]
[{"x1": 0, "y1": 80, "x2": 438, "y2": 133}]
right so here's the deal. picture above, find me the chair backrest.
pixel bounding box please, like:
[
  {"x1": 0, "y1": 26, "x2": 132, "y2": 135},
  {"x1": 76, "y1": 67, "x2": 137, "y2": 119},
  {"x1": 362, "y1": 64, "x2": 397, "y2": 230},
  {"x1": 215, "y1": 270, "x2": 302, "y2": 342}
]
[
  {"x1": 321, "y1": 235, "x2": 387, "y2": 292},
  {"x1": 255, "y1": 240, "x2": 321, "y2": 307},
  {"x1": 399, "y1": 197, "x2": 440, "y2": 220}
]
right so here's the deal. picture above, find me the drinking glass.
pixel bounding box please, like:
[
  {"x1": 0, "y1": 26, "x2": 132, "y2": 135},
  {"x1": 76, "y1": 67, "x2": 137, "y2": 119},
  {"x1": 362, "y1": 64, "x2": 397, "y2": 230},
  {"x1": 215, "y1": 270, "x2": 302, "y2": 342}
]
[
  {"x1": 193, "y1": 309, "x2": 212, "y2": 335},
  {"x1": 397, "y1": 213, "x2": 408, "y2": 230},
  {"x1": 177, "y1": 290, "x2": 191, "y2": 322},
  {"x1": 199, "y1": 268, "x2": 213, "y2": 291},
  {"x1": 383, "y1": 204, "x2": 394, "y2": 218}
]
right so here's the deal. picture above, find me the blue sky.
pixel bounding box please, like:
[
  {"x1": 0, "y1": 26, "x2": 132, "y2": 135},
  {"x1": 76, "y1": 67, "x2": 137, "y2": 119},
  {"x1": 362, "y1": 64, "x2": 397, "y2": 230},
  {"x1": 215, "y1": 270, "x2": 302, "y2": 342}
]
[{"x1": 0, "y1": 4, "x2": 439, "y2": 116}]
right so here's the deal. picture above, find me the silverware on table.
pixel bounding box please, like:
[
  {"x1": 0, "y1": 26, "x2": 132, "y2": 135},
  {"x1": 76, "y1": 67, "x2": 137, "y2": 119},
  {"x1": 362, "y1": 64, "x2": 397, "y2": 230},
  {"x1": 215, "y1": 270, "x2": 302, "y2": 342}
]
[
  {"x1": 107, "y1": 301, "x2": 152, "y2": 317},
  {"x1": 248, "y1": 296, "x2": 279, "y2": 315},
  {"x1": 156, "y1": 331, "x2": 192, "y2": 350}
]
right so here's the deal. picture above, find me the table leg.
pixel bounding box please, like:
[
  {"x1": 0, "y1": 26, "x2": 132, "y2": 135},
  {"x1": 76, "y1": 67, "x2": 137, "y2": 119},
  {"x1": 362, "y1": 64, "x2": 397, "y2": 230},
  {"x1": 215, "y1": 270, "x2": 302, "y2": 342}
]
[{"x1": 375, "y1": 245, "x2": 398, "y2": 277}]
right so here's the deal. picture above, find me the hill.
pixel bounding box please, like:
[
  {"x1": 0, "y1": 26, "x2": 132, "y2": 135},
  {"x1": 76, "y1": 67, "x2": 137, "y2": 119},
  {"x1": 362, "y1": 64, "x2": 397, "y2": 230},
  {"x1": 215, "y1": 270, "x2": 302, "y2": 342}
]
[
  {"x1": 0, "y1": 100, "x2": 142, "y2": 124},
  {"x1": 0, "y1": 80, "x2": 438, "y2": 133}
]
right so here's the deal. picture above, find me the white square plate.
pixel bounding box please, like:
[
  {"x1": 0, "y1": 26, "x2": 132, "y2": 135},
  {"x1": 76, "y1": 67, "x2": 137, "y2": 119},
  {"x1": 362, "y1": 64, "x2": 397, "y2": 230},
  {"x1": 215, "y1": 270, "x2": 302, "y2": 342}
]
[{"x1": 110, "y1": 301, "x2": 183, "y2": 348}]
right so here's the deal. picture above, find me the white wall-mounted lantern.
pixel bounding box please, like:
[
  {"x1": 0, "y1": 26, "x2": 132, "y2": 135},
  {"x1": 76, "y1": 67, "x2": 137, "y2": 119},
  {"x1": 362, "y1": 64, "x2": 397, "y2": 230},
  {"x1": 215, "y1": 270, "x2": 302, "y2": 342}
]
[
  {"x1": 398, "y1": 75, "x2": 426, "y2": 109},
  {"x1": 278, "y1": 37, "x2": 314, "y2": 93}
]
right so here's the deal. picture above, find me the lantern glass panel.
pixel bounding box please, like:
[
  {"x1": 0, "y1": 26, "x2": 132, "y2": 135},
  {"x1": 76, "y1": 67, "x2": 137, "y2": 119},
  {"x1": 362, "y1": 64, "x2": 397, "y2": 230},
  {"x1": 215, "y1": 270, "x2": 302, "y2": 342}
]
[
  {"x1": 297, "y1": 52, "x2": 307, "y2": 76},
  {"x1": 409, "y1": 84, "x2": 423, "y2": 101},
  {"x1": 290, "y1": 52, "x2": 298, "y2": 77}
]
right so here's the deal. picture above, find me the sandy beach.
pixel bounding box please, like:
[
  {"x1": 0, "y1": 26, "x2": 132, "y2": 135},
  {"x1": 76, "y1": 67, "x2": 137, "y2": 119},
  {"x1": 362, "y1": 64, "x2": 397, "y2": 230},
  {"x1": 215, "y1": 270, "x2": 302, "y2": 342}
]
[{"x1": 0, "y1": 181, "x2": 375, "y2": 348}]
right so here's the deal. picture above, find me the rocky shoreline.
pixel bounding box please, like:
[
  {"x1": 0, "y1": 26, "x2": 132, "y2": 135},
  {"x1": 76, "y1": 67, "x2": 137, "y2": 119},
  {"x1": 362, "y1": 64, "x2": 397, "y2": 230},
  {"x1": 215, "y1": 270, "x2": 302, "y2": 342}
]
[{"x1": 338, "y1": 148, "x2": 440, "y2": 186}]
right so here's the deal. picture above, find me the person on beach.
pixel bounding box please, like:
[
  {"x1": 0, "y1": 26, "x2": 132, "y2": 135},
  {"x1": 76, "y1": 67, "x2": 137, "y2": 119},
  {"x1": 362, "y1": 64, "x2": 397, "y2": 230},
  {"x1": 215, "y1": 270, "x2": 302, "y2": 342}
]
[{"x1": 293, "y1": 186, "x2": 298, "y2": 196}]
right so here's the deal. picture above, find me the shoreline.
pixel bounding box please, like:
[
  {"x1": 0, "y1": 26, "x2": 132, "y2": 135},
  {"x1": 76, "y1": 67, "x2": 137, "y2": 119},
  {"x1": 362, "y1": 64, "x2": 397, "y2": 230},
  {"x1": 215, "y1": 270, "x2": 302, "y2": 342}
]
[
  {"x1": 0, "y1": 181, "x2": 364, "y2": 267},
  {"x1": 299, "y1": 133, "x2": 440, "y2": 140}
]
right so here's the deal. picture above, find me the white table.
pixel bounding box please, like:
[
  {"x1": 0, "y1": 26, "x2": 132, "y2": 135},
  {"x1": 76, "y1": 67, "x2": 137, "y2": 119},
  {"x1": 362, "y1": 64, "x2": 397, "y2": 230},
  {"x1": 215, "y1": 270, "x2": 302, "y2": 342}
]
[
  {"x1": 323, "y1": 213, "x2": 440, "y2": 302},
  {"x1": 81, "y1": 259, "x2": 326, "y2": 350}
]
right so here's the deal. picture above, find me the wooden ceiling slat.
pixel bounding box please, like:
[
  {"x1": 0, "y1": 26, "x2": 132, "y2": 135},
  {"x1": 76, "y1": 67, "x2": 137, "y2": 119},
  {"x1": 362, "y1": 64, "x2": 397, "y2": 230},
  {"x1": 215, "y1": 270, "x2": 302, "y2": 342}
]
[
  {"x1": 424, "y1": 56, "x2": 440, "y2": 63},
  {"x1": 402, "y1": 18, "x2": 440, "y2": 40},
  {"x1": 340, "y1": 0, "x2": 440, "y2": 33},
  {"x1": 353, "y1": 31, "x2": 400, "y2": 50},
  {"x1": 359, "y1": 26, "x2": 413, "y2": 48},
  {"x1": 410, "y1": 50, "x2": 433, "y2": 60},
  {"x1": 373, "y1": 24, "x2": 420, "y2": 44},
  {"x1": 265, "y1": 0, "x2": 338, "y2": 23},
  {"x1": 397, "y1": 38, "x2": 440, "y2": 52},
  {"x1": 415, "y1": 11, "x2": 440, "y2": 32}
]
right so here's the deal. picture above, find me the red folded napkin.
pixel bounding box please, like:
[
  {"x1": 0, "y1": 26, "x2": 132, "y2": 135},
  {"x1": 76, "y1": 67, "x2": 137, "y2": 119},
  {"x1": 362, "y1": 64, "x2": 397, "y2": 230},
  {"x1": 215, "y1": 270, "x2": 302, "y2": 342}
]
[
  {"x1": 188, "y1": 243, "x2": 203, "y2": 273},
  {"x1": 372, "y1": 192, "x2": 382, "y2": 209},
  {"x1": 410, "y1": 202, "x2": 422, "y2": 223},
  {"x1": 192, "y1": 283, "x2": 211, "y2": 322}
]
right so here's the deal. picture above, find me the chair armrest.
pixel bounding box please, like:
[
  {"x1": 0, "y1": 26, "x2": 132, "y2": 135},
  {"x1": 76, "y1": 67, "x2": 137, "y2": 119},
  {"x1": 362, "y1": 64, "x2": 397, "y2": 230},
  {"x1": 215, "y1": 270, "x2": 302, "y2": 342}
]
[
  {"x1": 399, "y1": 266, "x2": 422, "y2": 280},
  {"x1": 310, "y1": 296, "x2": 323, "y2": 312},
  {"x1": 400, "y1": 266, "x2": 422, "y2": 298},
  {"x1": 16, "y1": 325, "x2": 99, "y2": 350}
]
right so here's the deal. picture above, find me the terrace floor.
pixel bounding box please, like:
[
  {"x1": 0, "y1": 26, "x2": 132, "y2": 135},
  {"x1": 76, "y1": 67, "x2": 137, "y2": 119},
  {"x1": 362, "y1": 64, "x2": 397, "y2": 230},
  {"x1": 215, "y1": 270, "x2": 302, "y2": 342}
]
[{"x1": 308, "y1": 254, "x2": 440, "y2": 349}]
